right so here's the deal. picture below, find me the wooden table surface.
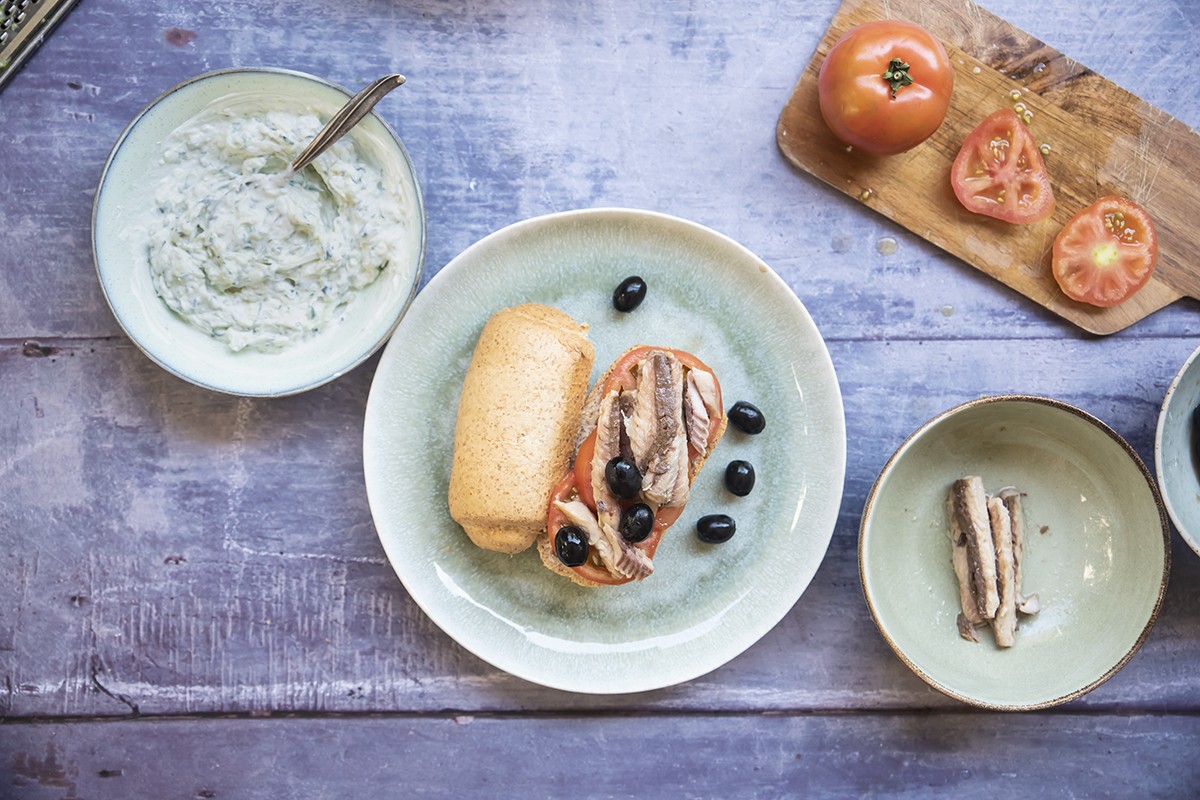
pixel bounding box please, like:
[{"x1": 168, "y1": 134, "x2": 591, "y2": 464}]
[{"x1": 3, "y1": 0, "x2": 1199, "y2": 796}]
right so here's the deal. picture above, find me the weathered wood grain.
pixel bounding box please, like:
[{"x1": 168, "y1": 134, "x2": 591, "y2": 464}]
[
  {"x1": 3, "y1": 713, "x2": 1200, "y2": 798},
  {"x1": 2, "y1": 0, "x2": 1200, "y2": 794},
  {"x1": 2, "y1": 337, "x2": 1197, "y2": 718},
  {"x1": 777, "y1": 0, "x2": 1200, "y2": 335},
  {"x1": 0, "y1": 0, "x2": 1198, "y2": 345}
]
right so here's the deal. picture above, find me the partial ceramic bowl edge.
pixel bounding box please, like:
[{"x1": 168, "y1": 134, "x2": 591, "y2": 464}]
[
  {"x1": 1156, "y1": 343, "x2": 1200, "y2": 558},
  {"x1": 860, "y1": 394, "x2": 1170, "y2": 711}
]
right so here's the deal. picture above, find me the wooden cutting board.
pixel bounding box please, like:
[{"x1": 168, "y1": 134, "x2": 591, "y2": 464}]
[{"x1": 776, "y1": 0, "x2": 1200, "y2": 335}]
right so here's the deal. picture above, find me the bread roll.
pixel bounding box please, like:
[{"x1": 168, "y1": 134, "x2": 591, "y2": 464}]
[{"x1": 448, "y1": 304, "x2": 594, "y2": 553}]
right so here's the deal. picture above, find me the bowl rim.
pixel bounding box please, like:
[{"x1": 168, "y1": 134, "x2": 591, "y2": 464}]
[
  {"x1": 90, "y1": 66, "x2": 427, "y2": 397},
  {"x1": 1155, "y1": 342, "x2": 1200, "y2": 558},
  {"x1": 858, "y1": 393, "x2": 1171, "y2": 711}
]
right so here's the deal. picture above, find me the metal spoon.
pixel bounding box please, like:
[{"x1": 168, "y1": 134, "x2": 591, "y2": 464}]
[{"x1": 289, "y1": 73, "x2": 406, "y2": 173}]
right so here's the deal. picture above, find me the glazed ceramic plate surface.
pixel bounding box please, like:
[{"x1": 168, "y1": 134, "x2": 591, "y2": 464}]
[
  {"x1": 92, "y1": 68, "x2": 425, "y2": 397},
  {"x1": 1156, "y1": 344, "x2": 1200, "y2": 557},
  {"x1": 363, "y1": 208, "x2": 846, "y2": 693},
  {"x1": 861, "y1": 396, "x2": 1169, "y2": 710}
]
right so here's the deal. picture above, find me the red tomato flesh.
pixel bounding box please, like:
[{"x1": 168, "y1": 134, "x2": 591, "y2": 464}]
[
  {"x1": 1051, "y1": 196, "x2": 1158, "y2": 308},
  {"x1": 951, "y1": 109, "x2": 1055, "y2": 224},
  {"x1": 573, "y1": 430, "x2": 597, "y2": 510}
]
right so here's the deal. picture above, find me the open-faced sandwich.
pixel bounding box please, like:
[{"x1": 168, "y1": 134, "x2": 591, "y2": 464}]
[
  {"x1": 448, "y1": 304, "x2": 727, "y2": 586},
  {"x1": 538, "y1": 345, "x2": 727, "y2": 586}
]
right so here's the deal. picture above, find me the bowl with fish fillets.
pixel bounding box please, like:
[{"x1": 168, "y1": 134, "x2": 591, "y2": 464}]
[
  {"x1": 859, "y1": 395, "x2": 1169, "y2": 710},
  {"x1": 1156, "y1": 343, "x2": 1200, "y2": 559},
  {"x1": 93, "y1": 67, "x2": 425, "y2": 397}
]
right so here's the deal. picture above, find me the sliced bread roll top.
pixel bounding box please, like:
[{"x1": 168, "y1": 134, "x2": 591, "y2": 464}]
[{"x1": 448, "y1": 303, "x2": 594, "y2": 554}]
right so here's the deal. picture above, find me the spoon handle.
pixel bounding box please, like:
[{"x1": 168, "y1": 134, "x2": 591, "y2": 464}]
[{"x1": 290, "y1": 74, "x2": 406, "y2": 173}]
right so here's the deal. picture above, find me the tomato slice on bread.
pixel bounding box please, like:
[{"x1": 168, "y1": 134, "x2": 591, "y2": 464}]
[
  {"x1": 1051, "y1": 196, "x2": 1158, "y2": 308},
  {"x1": 573, "y1": 430, "x2": 598, "y2": 510},
  {"x1": 951, "y1": 109, "x2": 1054, "y2": 224}
]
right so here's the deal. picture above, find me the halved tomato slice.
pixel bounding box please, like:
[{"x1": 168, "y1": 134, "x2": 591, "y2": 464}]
[
  {"x1": 950, "y1": 109, "x2": 1054, "y2": 224},
  {"x1": 1051, "y1": 196, "x2": 1158, "y2": 308}
]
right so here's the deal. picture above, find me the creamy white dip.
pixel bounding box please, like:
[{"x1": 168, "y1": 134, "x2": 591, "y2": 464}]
[{"x1": 145, "y1": 104, "x2": 410, "y2": 352}]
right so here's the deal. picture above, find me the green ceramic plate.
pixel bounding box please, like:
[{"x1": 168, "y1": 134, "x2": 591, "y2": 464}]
[
  {"x1": 860, "y1": 395, "x2": 1169, "y2": 710},
  {"x1": 1156, "y1": 344, "x2": 1200, "y2": 558},
  {"x1": 363, "y1": 208, "x2": 846, "y2": 693}
]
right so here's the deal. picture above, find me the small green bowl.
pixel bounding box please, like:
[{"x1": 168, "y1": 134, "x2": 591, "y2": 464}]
[
  {"x1": 1157, "y1": 344, "x2": 1200, "y2": 558},
  {"x1": 860, "y1": 395, "x2": 1170, "y2": 710}
]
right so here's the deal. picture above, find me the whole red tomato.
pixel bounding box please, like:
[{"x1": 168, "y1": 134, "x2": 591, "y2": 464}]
[{"x1": 818, "y1": 20, "x2": 954, "y2": 156}]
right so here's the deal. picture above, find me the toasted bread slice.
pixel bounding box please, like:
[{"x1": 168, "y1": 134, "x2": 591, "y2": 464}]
[
  {"x1": 448, "y1": 304, "x2": 594, "y2": 553},
  {"x1": 536, "y1": 534, "x2": 605, "y2": 588}
]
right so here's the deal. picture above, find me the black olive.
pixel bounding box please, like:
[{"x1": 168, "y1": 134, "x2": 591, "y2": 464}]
[
  {"x1": 619, "y1": 503, "x2": 654, "y2": 542},
  {"x1": 696, "y1": 514, "x2": 736, "y2": 543},
  {"x1": 612, "y1": 275, "x2": 647, "y2": 312},
  {"x1": 555, "y1": 525, "x2": 589, "y2": 566},
  {"x1": 605, "y1": 456, "x2": 643, "y2": 499},
  {"x1": 724, "y1": 460, "x2": 756, "y2": 496},
  {"x1": 728, "y1": 401, "x2": 766, "y2": 434}
]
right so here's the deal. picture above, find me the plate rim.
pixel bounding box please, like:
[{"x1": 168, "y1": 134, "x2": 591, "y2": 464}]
[
  {"x1": 363, "y1": 206, "x2": 848, "y2": 693},
  {"x1": 90, "y1": 66, "x2": 427, "y2": 398},
  {"x1": 858, "y1": 393, "x2": 1171, "y2": 711}
]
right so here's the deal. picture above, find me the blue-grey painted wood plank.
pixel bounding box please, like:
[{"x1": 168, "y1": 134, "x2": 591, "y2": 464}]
[
  {"x1": 0, "y1": 0, "x2": 1198, "y2": 343},
  {"x1": 3, "y1": 7, "x2": 1200, "y2": 798},
  {"x1": 2, "y1": 336, "x2": 1197, "y2": 717},
  {"x1": 2, "y1": 713, "x2": 1199, "y2": 799}
]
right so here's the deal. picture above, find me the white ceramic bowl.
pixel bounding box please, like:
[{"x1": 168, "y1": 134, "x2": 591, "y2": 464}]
[
  {"x1": 861, "y1": 395, "x2": 1169, "y2": 710},
  {"x1": 92, "y1": 67, "x2": 425, "y2": 396},
  {"x1": 1156, "y1": 343, "x2": 1200, "y2": 557}
]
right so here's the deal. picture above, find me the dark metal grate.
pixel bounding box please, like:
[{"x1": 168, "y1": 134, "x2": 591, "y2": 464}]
[
  {"x1": 1, "y1": 1, "x2": 46, "y2": 48},
  {"x1": 0, "y1": 0, "x2": 82, "y2": 91}
]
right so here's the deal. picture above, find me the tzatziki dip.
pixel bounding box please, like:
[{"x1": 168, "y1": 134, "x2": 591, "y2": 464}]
[{"x1": 144, "y1": 103, "x2": 411, "y2": 352}]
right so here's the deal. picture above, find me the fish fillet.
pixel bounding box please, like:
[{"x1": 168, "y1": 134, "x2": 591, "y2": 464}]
[
  {"x1": 988, "y1": 496, "x2": 1017, "y2": 648},
  {"x1": 949, "y1": 476, "x2": 998, "y2": 620},
  {"x1": 946, "y1": 490, "x2": 985, "y2": 626}
]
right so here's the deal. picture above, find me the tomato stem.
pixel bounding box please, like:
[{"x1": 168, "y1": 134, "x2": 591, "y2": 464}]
[{"x1": 883, "y1": 57, "x2": 914, "y2": 98}]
